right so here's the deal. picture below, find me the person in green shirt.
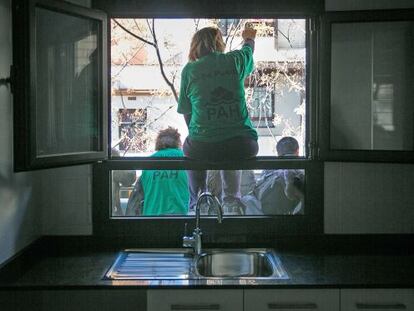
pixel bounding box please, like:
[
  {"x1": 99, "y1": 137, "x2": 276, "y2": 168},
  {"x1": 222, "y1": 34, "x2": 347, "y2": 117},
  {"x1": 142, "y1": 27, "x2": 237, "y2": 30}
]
[
  {"x1": 177, "y1": 25, "x2": 259, "y2": 215},
  {"x1": 125, "y1": 127, "x2": 189, "y2": 216}
]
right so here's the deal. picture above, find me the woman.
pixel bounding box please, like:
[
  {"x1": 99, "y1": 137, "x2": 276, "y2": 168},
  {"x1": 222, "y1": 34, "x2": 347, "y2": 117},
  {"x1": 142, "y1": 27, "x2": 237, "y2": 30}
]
[
  {"x1": 177, "y1": 25, "x2": 258, "y2": 215},
  {"x1": 126, "y1": 127, "x2": 189, "y2": 216}
]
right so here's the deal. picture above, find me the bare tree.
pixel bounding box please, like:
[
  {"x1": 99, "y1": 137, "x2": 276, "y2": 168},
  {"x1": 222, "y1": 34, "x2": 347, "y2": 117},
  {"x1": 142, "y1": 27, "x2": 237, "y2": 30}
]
[{"x1": 111, "y1": 18, "x2": 306, "y2": 155}]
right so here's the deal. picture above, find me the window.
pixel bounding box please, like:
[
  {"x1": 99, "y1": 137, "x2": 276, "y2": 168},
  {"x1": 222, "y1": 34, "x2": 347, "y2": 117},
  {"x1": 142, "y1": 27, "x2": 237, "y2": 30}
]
[
  {"x1": 92, "y1": 12, "x2": 322, "y2": 237},
  {"x1": 248, "y1": 87, "x2": 275, "y2": 128},
  {"x1": 116, "y1": 108, "x2": 148, "y2": 152},
  {"x1": 13, "y1": 0, "x2": 324, "y2": 237},
  {"x1": 12, "y1": 0, "x2": 108, "y2": 171},
  {"x1": 320, "y1": 10, "x2": 414, "y2": 162},
  {"x1": 110, "y1": 18, "x2": 307, "y2": 157}
]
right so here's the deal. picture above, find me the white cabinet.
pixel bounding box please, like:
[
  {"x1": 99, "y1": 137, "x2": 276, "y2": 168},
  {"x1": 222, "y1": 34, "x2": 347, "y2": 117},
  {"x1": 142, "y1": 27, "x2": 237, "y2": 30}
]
[
  {"x1": 148, "y1": 288, "x2": 414, "y2": 311},
  {"x1": 147, "y1": 289, "x2": 243, "y2": 311},
  {"x1": 341, "y1": 289, "x2": 414, "y2": 311},
  {"x1": 0, "y1": 290, "x2": 147, "y2": 311},
  {"x1": 244, "y1": 289, "x2": 340, "y2": 311}
]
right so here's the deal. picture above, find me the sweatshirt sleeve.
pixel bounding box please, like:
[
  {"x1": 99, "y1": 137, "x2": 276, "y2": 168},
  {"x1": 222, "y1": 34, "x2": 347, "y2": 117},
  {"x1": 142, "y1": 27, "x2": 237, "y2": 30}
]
[
  {"x1": 227, "y1": 43, "x2": 254, "y2": 79},
  {"x1": 177, "y1": 65, "x2": 192, "y2": 114}
]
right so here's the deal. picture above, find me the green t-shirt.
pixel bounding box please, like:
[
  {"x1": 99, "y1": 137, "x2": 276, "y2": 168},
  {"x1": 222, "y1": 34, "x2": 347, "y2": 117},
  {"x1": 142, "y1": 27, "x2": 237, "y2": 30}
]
[
  {"x1": 177, "y1": 45, "x2": 258, "y2": 142},
  {"x1": 140, "y1": 148, "x2": 189, "y2": 216}
]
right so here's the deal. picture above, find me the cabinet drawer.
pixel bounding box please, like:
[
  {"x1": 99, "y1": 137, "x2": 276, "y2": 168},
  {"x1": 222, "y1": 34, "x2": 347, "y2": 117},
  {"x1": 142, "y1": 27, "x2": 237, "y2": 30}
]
[
  {"x1": 244, "y1": 289, "x2": 340, "y2": 311},
  {"x1": 147, "y1": 289, "x2": 243, "y2": 311},
  {"x1": 341, "y1": 289, "x2": 414, "y2": 311}
]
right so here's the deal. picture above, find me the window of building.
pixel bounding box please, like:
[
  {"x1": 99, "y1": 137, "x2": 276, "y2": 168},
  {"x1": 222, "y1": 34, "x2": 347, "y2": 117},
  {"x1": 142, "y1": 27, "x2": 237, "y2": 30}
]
[
  {"x1": 101, "y1": 17, "x2": 318, "y2": 224},
  {"x1": 110, "y1": 18, "x2": 306, "y2": 157}
]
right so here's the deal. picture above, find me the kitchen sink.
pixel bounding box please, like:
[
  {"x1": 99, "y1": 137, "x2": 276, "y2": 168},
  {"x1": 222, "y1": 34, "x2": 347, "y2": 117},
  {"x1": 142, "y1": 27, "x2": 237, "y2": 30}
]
[
  {"x1": 195, "y1": 249, "x2": 288, "y2": 279},
  {"x1": 105, "y1": 248, "x2": 193, "y2": 280},
  {"x1": 105, "y1": 248, "x2": 288, "y2": 281}
]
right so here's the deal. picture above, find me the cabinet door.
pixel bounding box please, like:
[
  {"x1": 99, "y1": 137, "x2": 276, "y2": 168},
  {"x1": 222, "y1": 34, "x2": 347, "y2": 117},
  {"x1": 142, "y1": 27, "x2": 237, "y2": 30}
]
[
  {"x1": 147, "y1": 289, "x2": 242, "y2": 311},
  {"x1": 341, "y1": 289, "x2": 414, "y2": 311},
  {"x1": 244, "y1": 289, "x2": 340, "y2": 311},
  {"x1": 0, "y1": 290, "x2": 147, "y2": 311}
]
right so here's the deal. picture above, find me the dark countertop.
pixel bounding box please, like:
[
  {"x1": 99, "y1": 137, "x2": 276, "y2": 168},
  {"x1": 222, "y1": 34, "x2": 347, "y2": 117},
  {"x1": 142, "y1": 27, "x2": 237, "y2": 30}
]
[{"x1": 1, "y1": 236, "x2": 413, "y2": 289}]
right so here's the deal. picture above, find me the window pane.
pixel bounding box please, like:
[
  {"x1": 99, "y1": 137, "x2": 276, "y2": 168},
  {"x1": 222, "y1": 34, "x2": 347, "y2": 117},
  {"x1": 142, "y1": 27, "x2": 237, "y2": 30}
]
[
  {"x1": 35, "y1": 7, "x2": 100, "y2": 156},
  {"x1": 330, "y1": 21, "x2": 414, "y2": 151},
  {"x1": 110, "y1": 18, "x2": 306, "y2": 157},
  {"x1": 111, "y1": 169, "x2": 305, "y2": 217}
]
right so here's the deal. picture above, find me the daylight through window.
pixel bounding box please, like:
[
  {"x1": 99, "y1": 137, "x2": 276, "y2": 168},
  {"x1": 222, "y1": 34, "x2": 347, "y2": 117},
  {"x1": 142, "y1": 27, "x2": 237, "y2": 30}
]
[{"x1": 110, "y1": 18, "x2": 307, "y2": 157}]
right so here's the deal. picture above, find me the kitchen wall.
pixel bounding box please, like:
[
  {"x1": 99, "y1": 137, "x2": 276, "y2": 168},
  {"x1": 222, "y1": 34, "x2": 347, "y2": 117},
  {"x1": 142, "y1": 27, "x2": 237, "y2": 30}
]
[
  {"x1": 0, "y1": 0, "x2": 40, "y2": 266},
  {"x1": 30, "y1": 0, "x2": 414, "y2": 236},
  {"x1": 37, "y1": 0, "x2": 93, "y2": 236},
  {"x1": 322, "y1": 0, "x2": 414, "y2": 233},
  {"x1": 324, "y1": 163, "x2": 414, "y2": 234},
  {"x1": 35, "y1": 0, "x2": 93, "y2": 236},
  {"x1": 0, "y1": 0, "x2": 93, "y2": 266},
  {"x1": 1, "y1": 0, "x2": 414, "y2": 267}
]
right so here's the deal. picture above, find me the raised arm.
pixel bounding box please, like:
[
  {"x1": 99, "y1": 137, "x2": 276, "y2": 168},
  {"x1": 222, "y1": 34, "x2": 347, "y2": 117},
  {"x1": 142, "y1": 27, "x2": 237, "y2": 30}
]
[{"x1": 242, "y1": 24, "x2": 257, "y2": 52}]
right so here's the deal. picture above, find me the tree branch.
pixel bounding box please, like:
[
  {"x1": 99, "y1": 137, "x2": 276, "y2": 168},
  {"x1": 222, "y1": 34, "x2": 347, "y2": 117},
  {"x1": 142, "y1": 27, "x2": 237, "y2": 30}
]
[
  {"x1": 148, "y1": 18, "x2": 179, "y2": 103},
  {"x1": 112, "y1": 42, "x2": 145, "y2": 78},
  {"x1": 145, "y1": 105, "x2": 175, "y2": 128},
  {"x1": 113, "y1": 19, "x2": 155, "y2": 47}
]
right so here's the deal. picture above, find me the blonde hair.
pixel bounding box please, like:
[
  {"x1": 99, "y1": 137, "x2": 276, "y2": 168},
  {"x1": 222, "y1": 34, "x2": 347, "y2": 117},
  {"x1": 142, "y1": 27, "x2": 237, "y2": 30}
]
[{"x1": 188, "y1": 27, "x2": 226, "y2": 62}]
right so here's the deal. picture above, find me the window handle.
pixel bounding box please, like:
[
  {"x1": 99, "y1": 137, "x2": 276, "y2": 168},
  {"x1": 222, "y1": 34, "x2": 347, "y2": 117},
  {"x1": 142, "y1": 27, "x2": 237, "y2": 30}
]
[
  {"x1": 170, "y1": 303, "x2": 220, "y2": 310},
  {"x1": 355, "y1": 302, "x2": 407, "y2": 309},
  {"x1": 267, "y1": 302, "x2": 318, "y2": 309}
]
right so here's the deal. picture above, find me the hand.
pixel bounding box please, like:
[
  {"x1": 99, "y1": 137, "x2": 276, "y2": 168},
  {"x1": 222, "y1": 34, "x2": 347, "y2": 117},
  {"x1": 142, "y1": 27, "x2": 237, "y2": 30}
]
[
  {"x1": 242, "y1": 25, "x2": 257, "y2": 41},
  {"x1": 242, "y1": 22, "x2": 257, "y2": 40}
]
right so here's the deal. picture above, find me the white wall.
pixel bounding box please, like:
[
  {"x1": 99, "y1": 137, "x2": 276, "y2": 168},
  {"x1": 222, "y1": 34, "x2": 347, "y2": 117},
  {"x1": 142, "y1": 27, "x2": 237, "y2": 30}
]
[
  {"x1": 0, "y1": 0, "x2": 40, "y2": 265},
  {"x1": 41, "y1": 0, "x2": 414, "y2": 236},
  {"x1": 324, "y1": 162, "x2": 414, "y2": 234},
  {"x1": 0, "y1": 0, "x2": 94, "y2": 265},
  {"x1": 38, "y1": 166, "x2": 92, "y2": 235},
  {"x1": 2, "y1": 0, "x2": 413, "y2": 259},
  {"x1": 323, "y1": 0, "x2": 414, "y2": 234}
]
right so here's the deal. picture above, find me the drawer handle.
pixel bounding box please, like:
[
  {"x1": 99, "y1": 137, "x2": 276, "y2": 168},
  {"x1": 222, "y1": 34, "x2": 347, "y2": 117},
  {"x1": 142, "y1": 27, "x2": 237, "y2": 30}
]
[
  {"x1": 268, "y1": 302, "x2": 318, "y2": 309},
  {"x1": 355, "y1": 303, "x2": 406, "y2": 309},
  {"x1": 170, "y1": 303, "x2": 220, "y2": 310}
]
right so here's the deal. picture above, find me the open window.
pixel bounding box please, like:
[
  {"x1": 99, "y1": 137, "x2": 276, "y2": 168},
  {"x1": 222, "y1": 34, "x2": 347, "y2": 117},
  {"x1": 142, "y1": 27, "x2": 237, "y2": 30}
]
[
  {"x1": 12, "y1": 0, "x2": 108, "y2": 171},
  {"x1": 320, "y1": 9, "x2": 414, "y2": 162},
  {"x1": 92, "y1": 4, "x2": 323, "y2": 237},
  {"x1": 109, "y1": 18, "x2": 307, "y2": 158},
  {"x1": 12, "y1": 0, "x2": 324, "y2": 237}
]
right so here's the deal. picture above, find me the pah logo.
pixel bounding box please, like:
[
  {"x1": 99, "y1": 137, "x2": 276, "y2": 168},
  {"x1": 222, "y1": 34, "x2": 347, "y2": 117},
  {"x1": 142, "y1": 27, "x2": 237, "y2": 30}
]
[
  {"x1": 153, "y1": 171, "x2": 178, "y2": 180},
  {"x1": 205, "y1": 87, "x2": 241, "y2": 120}
]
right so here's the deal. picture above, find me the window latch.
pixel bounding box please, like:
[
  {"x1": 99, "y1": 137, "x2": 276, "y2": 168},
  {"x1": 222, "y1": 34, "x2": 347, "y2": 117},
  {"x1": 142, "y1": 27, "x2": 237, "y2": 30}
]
[{"x1": 0, "y1": 65, "x2": 14, "y2": 94}]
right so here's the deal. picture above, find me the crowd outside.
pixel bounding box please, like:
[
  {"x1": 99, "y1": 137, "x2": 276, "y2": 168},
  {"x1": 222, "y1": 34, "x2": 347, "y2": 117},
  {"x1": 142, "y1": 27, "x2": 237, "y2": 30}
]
[{"x1": 241, "y1": 137, "x2": 305, "y2": 215}]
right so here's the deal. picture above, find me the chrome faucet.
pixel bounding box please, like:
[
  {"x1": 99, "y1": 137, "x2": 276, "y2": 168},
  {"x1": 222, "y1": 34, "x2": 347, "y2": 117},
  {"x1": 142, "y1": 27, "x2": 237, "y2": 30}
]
[{"x1": 182, "y1": 192, "x2": 223, "y2": 255}]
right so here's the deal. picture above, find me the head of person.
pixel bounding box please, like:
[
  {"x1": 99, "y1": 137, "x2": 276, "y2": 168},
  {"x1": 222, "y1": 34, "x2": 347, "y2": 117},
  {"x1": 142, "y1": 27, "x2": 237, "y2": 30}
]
[
  {"x1": 276, "y1": 137, "x2": 299, "y2": 157},
  {"x1": 155, "y1": 127, "x2": 182, "y2": 151},
  {"x1": 188, "y1": 27, "x2": 226, "y2": 62}
]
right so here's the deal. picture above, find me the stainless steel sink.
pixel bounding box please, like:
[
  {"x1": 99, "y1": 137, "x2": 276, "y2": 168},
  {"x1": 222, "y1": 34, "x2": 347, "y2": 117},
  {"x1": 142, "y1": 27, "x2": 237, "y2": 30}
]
[
  {"x1": 105, "y1": 248, "x2": 288, "y2": 281},
  {"x1": 105, "y1": 248, "x2": 193, "y2": 280},
  {"x1": 195, "y1": 248, "x2": 288, "y2": 279}
]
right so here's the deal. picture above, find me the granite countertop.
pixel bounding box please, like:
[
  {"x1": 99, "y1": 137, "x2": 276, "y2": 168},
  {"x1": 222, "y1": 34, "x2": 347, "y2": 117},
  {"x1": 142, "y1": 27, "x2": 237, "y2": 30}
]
[{"x1": 1, "y1": 236, "x2": 413, "y2": 289}]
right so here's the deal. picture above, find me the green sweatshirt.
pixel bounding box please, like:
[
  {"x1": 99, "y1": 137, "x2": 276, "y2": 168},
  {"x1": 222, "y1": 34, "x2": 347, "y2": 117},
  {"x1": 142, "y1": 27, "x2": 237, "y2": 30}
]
[
  {"x1": 141, "y1": 148, "x2": 189, "y2": 216},
  {"x1": 178, "y1": 44, "x2": 258, "y2": 142}
]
